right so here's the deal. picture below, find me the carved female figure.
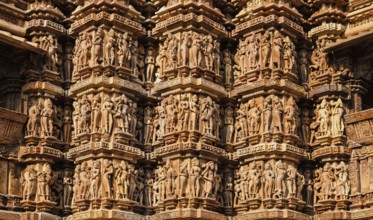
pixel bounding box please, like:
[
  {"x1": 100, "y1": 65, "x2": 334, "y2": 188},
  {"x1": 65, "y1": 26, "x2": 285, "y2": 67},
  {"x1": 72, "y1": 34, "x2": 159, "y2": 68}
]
[
  {"x1": 103, "y1": 29, "x2": 116, "y2": 66},
  {"x1": 79, "y1": 95, "x2": 91, "y2": 133},
  {"x1": 238, "y1": 166, "x2": 248, "y2": 201},
  {"x1": 102, "y1": 159, "x2": 113, "y2": 198},
  {"x1": 27, "y1": 101, "x2": 41, "y2": 136},
  {"x1": 91, "y1": 94, "x2": 101, "y2": 133},
  {"x1": 263, "y1": 96, "x2": 272, "y2": 133},
  {"x1": 93, "y1": 27, "x2": 103, "y2": 65},
  {"x1": 263, "y1": 162, "x2": 274, "y2": 199},
  {"x1": 63, "y1": 169, "x2": 73, "y2": 207},
  {"x1": 202, "y1": 161, "x2": 215, "y2": 198},
  {"x1": 190, "y1": 33, "x2": 203, "y2": 67},
  {"x1": 299, "y1": 50, "x2": 309, "y2": 84},
  {"x1": 90, "y1": 160, "x2": 101, "y2": 199},
  {"x1": 318, "y1": 99, "x2": 330, "y2": 135},
  {"x1": 114, "y1": 161, "x2": 128, "y2": 199},
  {"x1": 178, "y1": 94, "x2": 190, "y2": 131},
  {"x1": 204, "y1": 35, "x2": 214, "y2": 70},
  {"x1": 201, "y1": 97, "x2": 214, "y2": 135},
  {"x1": 283, "y1": 36, "x2": 294, "y2": 73},
  {"x1": 247, "y1": 162, "x2": 260, "y2": 198},
  {"x1": 271, "y1": 95, "x2": 283, "y2": 133},
  {"x1": 101, "y1": 96, "x2": 114, "y2": 134},
  {"x1": 72, "y1": 101, "x2": 80, "y2": 137},
  {"x1": 286, "y1": 164, "x2": 297, "y2": 197},
  {"x1": 223, "y1": 50, "x2": 232, "y2": 85},
  {"x1": 224, "y1": 175, "x2": 233, "y2": 207},
  {"x1": 79, "y1": 32, "x2": 91, "y2": 68},
  {"x1": 63, "y1": 107, "x2": 71, "y2": 142},
  {"x1": 189, "y1": 157, "x2": 201, "y2": 197},
  {"x1": 284, "y1": 97, "x2": 297, "y2": 135},
  {"x1": 274, "y1": 160, "x2": 286, "y2": 198},
  {"x1": 158, "y1": 166, "x2": 166, "y2": 201},
  {"x1": 271, "y1": 31, "x2": 283, "y2": 69},
  {"x1": 179, "y1": 159, "x2": 189, "y2": 197},
  {"x1": 237, "y1": 103, "x2": 247, "y2": 137},
  {"x1": 321, "y1": 162, "x2": 333, "y2": 200},
  {"x1": 118, "y1": 32, "x2": 130, "y2": 67},
  {"x1": 247, "y1": 99, "x2": 260, "y2": 135},
  {"x1": 189, "y1": 94, "x2": 199, "y2": 131},
  {"x1": 40, "y1": 98, "x2": 54, "y2": 137},
  {"x1": 247, "y1": 35, "x2": 259, "y2": 70},
  {"x1": 145, "y1": 48, "x2": 155, "y2": 82},
  {"x1": 261, "y1": 31, "x2": 271, "y2": 68},
  {"x1": 330, "y1": 98, "x2": 344, "y2": 136},
  {"x1": 180, "y1": 32, "x2": 191, "y2": 66},
  {"x1": 79, "y1": 161, "x2": 90, "y2": 199},
  {"x1": 145, "y1": 171, "x2": 153, "y2": 206},
  {"x1": 23, "y1": 165, "x2": 36, "y2": 201},
  {"x1": 72, "y1": 165, "x2": 80, "y2": 203}
]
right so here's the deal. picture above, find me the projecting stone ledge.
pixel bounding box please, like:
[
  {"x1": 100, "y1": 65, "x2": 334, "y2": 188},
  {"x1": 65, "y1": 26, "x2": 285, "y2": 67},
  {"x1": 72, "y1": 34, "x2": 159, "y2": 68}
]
[
  {"x1": 235, "y1": 208, "x2": 309, "y2": 220},
  {"x1": 66, "y1": 209, "x2": 145, "y2": 220},
  {"x1": 150, "y1": 208, "x2": 226, "y2": 220}
]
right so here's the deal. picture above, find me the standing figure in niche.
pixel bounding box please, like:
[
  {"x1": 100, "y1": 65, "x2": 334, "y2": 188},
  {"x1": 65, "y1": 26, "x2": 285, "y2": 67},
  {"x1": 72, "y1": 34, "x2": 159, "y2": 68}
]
[
  {"x1": 102, "y1": 159, "x2": 113, "y2": 198},
  {"x1": 330, "y1": 98, "x2": 344, "y2": 136},
  {"x1": 79, "y1": 32, "x2": 92, "y2": 68},
  {"x1": 271, "y1": 31, "x2": 283, "y2": 69},
  {"x1": 91, "y1": 94, "x2": 101, "y2": 133},
  {"x1": 158, "y1": 166, "x2": 166, "y2": 201},
  {"x1": 201, "y1": 97, "x2": 214, "y2": 135},
  {"x1": 284, "y1": 97, "x2": 297, "y2": 135},
  {"x1": 103, "y1": 29, "x2": 116, "y2": 66},
  {"x1": 263, "y1": 96, "x2": 272, "y2": 133},
  {"x1": 91, "y1": 160, "x2": 101, "y2": 199},
  {"x1": 101, "y1": 96, "x2": 114, "y2": 135},
  {"x1": 260, "y1": 31, "x2": 271, "y2": 68},
  {"x1": 204, "y1": 35, "x2": 214, "y2": 70},
  {"x1": 165, "y1": 159, "x2": 177, "y2": 198},
  {"x1": 118, "y1": 32, "x2": 130, "y2": 67},
  {"x1": 237, "y1": 39, "x2": 246, "y2": 73},
  {"x1": 178, "y1": 94, "x2": 190, "y2": 130},
  {"x1": 63, "y1": 169, "x2": 73, "y2": 207},
  {"x1": 27, "y1": 100, "x2": 41, "y2": 136},
  {"x1": 40, "y1": 99, "x2": 54, "y2": 137},
  {"x1": 93, "y1": 27, "x2": 103, "y2": 65},
  {"x1": 180, "y1": 32, "x2": 191, "y2": 66},
  {"x1": 286, "y1": 164, "x2": 297, "y2": 198},
  {"x1": 223, "y1": 50, "x2": 232, "y2": 85},
  {"x1": 299, "y1": 50, "x2": 309, "y2": 84},
  {"x1": 201, "y1": 161, "x2": 215, "y2": 198},
  {"x1": 72, "y1": 101, "x2": 80, "y2": 137},
  {"x1": 274, "y1": 160, "x2": 286, "y2": 198},
  {"x1": 247, "y1": 99, "x2": 260, "y2": 135},
  {"x1": 145, "y1": 48, "x2": 155, "y2": 82},
  {"x1": 283, "y1": 36, "x2": 294, "y2": 73},
  {"x1": 247, "y1": 34, "x2": 259, "y2": 70},
  {"x1": 263, "y1": 162, "x2": 274, "y2": 199},
  {"x1": 189, "y1": 157, "x2": 201, "y2": 197},
  {"x1": 23, "y1": 165, "x2": 36, "y2": 201},
  {"x1": 63, "y1": 107, "x2": 72, "y2": 142},
  {"x1": 144, "y1": 171, "x2": 153, "y2": 206},
  {"x1": 271, "y1": 96, "x2": 283, "y2": 133},
  {"x1": 179, "y1": 160, "x2": 189, "y2": 197},
  {"x1": 79, "y1": 95, "x2": 91, "y2": 133},
  {"x1": 189, "y1": 94, "x2": 199, "y2": 131},
  {"x1": 224, "y1": 106, "x2": 234, "y2": 143},
  {"x1": 166, "y1": 34, "x2": 178, "y2": 68},
  {"x1": 190, "y1": 33, "x2": 203, "y2": 67},
  {"x1": 318, "y1": 99, "x2": 330, "y2": 135}
]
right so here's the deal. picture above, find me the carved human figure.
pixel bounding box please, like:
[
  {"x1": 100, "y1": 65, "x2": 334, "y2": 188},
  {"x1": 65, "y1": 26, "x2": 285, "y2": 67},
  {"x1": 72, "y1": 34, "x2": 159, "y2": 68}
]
[
  {"x1": 286, "y1": 164, "x2": 297, "y2": 198},
  {"x1": 299, "y1": 50, "x2": 309, "y2": 84},
  {"x1": 46, "y1": 35, "x2": 58, "y2": 71},
  {"x1": 189, "y1": 157, "x2": 201, "y2": 197},
  {"x1": 63, "y1": 43, "x2": 74, "y2": 81},
  {"x1": 271, "y1": 31, "x2": 283, "y2": 69},
  {"x1": 330, "y1": 98, "x2": 344, "y2": 136},
  {"x1": 261, "y1": 30, "x2": 271, "y2": 68},
  {"x1": 158, "y1": 166, "x2": 166, "y2": 201},
  {"x1": 102, "y1": 159, "x2": 113, "y2": 198},
  {"x1": 189, "y1": 94, "x2": 199, "y2": 131},
  {"x1": 27, "y1": 100, "x2": 41, "y2": 136},
  {"x1": 144, "y1": 171, "x2": 153, "y2": 206},
  {"x1": 274, "y1": 160, "x2": 287, "y2": 198},
  {"x1": 318, "y1": 99, "x2": 330, "y2": 135},
  {"x1": 118, "y1": 32, "x2": 130, "y2": 67},
  {"x1": 296, "y1": 172, "x2": 305, "y2": 200},
  {"x1": 179, "y1": 159, "x2": 189, "y2": 197},
  {"x1": 213, "y1": 39, "x2": 220, "y2": 74},
  {"x1": 156, "y1": 44, "x2": 167, "y2": 77},
  {"x1": 301, "y1": 108, "x2": 311, "y2": 143},
  {"x1": 23, "y1": 165, "x2": 37, "y2": 201},
  {"x1": 283, "y1": 36, "x2": 294, "y2": 73},
  {"x1": 72, "y1": 101, "x2": 80, "y2": 137},
  {"x1": 164, "y1": 159, "x2": 177, "y2": 198},
  {"x1": 201, "y1": 96, "x2": 214, "y2": 135},
  {"x1": 79, "y1": 161, "x2": 90, "y2": 199},
  {"x1": 93, "y1": 27, "x2": 103, "y2": 65},
  {"x1": 165, "y1": 96, "x2": 177, "y2": 133},
  {"x1": 224, "y1": 175, "x2": 233, "y2": 207},
  {"x1": 101, "y1": 96, "x2": 114, "y2": 135},
  {"x1": 63, "y1": 107, "x2": 72, "y2": 142},
  {"x1": 79, "y1": 95, "x2": 91, "y2": 133},
  {"x1": 165, "y1": 34, "x2": 178, "y2": 68},
  {"x1": 202, "y1": 161, "x2": 215, "y2": 198},
  {"x1": 114, "y1": 94, "x2": 129, "y2": 132},
  {"x1": 223, "y1": 50, "x2": 232, "y2": 85},
  {"x1": 335, "y1": 162, "x2": 349, "y2": 200},
  {"x1": 90, "y1": 160, "x2": 101, "y2": 199},
  {"x1": 304, "y1": 169, "x2": 313, "y2": 205},
  {"x1": 321, "y1": 162, "x2": 333, "y2": 200},
  {"x1": 284, "y1": 97, "x2": 297, "y2": 135},
  {"x1": 91, "y1": 94, "x2": 101, "y2": 133},
  {"x1": 263, "y1": 96, "x2": 272, "y2": 133},
  {"x1": 40, "y1": 98, "x2": 54, "y2": 137},
  {"x1": 247, "y1": 34, "x2": 259, "y2": 70},
  {"x1": 224, "y1": 106, "x2": 234, "y2": 143},
  {"x1": 236, "y1": 39, "x2": 247, "y2": 73},
  {"x1": 247, "y1": 162, "x2": 261, "y2": 198},
  {"x1": 72, "y1": 165, "x2": 80, "y2": 204},
  {"x1": 145, "y1": 48, "x2": 155, "y2": 82},
  {"x1": 263, "y1": 162, "x2": 274, "y2": 199},
  {"x1": 247, "y1": 99, "x2": 260, "y2": 135},
  {"x1": 114, "y1": 161, "x2": 128, "y2": 199},
  {"x1": 236, "y1": 103, "x2": 247, "y2": 138},
  {"x1": 103, "y1": 28, "x2": 116, "y2": 66},
  {"x1": 129, "y1": 100, "x2": 137, "y2": 135},
  {"x1": 178, "y1": 94, "x2": 190, "y2": 130},
  {"x1": 204, "y1": 35, "x2": 214, "y2": 70},
  {"x1": 36, "y1": 163, "x2": 52, "y2": 201},
  {"x1": 78, "y1": 32, "x2": 92, "y2": 68},
  {"x1": 63, "y1": 169, "x2": 73, "y2": 207},
  {"x1": 190, "y1": 33, "x2": 203, "y2": 67},
  {"x1": 144, "y1": 107, "x2": 154, "y2": 144},
  {"x1": 180, "y1": 32, "x2": 191, "y2": 66},
  {"x1": 271, "y1": 95, "x2": 283, "y2": 133}
]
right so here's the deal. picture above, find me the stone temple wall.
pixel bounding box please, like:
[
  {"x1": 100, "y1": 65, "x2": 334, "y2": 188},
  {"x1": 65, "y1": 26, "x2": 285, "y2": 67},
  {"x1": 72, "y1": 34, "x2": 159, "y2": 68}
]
[{"x1": 0, "y1": 0, "x2": 373, "y2": 219}]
